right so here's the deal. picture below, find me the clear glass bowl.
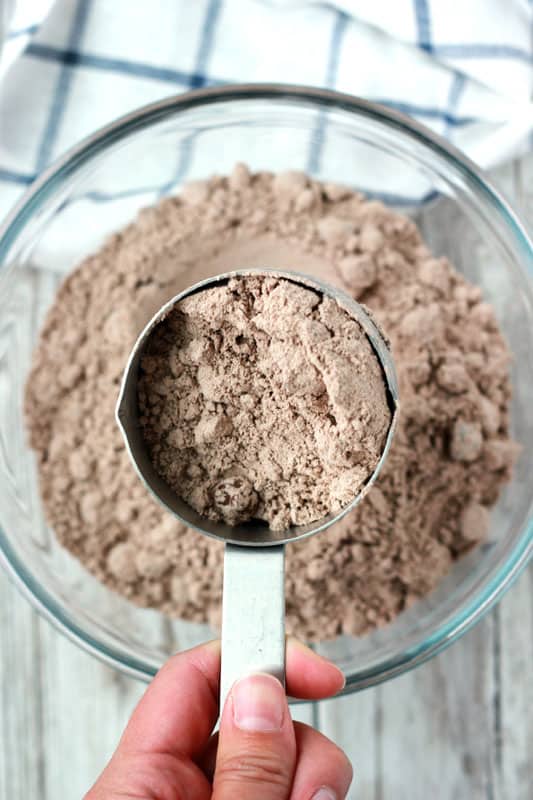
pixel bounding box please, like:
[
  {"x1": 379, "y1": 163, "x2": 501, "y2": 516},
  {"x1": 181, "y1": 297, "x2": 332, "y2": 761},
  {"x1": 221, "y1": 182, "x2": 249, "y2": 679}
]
[{"x1": 0, "y1": 86, "x2": 531, "y2": 694}]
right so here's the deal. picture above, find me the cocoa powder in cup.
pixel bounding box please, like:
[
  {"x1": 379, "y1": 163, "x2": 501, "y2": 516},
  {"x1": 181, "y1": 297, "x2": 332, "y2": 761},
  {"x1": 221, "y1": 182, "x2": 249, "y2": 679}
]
[
  {"x1": 137, "y1": 274, "x2": 392, "y2": 531},
  {"x1": 25, "y1": 165, "x2": 519, "y2": 640}
]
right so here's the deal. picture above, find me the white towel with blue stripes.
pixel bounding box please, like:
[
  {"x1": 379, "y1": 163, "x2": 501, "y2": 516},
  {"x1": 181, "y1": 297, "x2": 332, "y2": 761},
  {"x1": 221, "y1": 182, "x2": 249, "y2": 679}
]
[{"x1": 0, "y1": 0, "x2": 531, "y2": 225}]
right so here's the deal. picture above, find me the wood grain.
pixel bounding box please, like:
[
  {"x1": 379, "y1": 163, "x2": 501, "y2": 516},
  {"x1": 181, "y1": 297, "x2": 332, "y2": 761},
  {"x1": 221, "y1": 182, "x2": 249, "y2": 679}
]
[
  {"x1": 38, "y1": 618, "x2": 145, "y2": 798},
  {"x1": 494, "y1": 153, "x2": 533, "y2": 800},
  {"x1": 319, "y1": 685, "x2": 379, "y2": 799},
  {"x1": 0, "y1": 574, "x2": 44, "y2": 799},
  {"x1": 497, "y1": 568, "x2": 533, "y2": 800}
]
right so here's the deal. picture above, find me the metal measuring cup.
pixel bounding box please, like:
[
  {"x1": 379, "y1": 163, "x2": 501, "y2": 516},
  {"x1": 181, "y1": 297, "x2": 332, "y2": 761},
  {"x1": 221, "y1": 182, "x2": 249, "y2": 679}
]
[{"x1": 116, "y1": 269, "x2": 399, "y2": 706}]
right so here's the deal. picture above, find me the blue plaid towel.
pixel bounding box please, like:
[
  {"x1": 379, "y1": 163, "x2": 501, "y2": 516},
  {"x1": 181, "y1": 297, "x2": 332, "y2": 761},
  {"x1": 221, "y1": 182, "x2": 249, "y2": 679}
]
[{"x1": 1, "y1": 0, "x2": 532, "y2": 228}]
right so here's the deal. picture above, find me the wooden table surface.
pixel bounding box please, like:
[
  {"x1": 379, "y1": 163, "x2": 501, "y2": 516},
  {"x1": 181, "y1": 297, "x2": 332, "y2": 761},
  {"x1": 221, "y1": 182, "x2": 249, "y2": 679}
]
[{"x1": 1, "y1": 156, "x2": 532, "y2": 800}]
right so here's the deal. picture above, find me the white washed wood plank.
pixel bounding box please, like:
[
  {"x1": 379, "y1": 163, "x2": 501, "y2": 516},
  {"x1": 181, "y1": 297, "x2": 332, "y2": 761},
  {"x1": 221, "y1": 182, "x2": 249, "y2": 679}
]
[
  {"x1": 380, "y1": 615, "x2": 497, "y2": 800},
  {"x1": 323, "y1": 613, "x2": 515, "y2": 800},
  {"x1": 494, "y1": 154, "x2": 533, "y2": 800},
  {"x1": 318, "y1": 688, "x2": 378, "y2": 800},
  {"x1": 0, "y1": 573, "x2": 44, "y2": 799},
  {"x1": 319, "y1": 578, "x2": 531, "y2": 800},
  {"x1": 497, "y1": 566, "x2": 533, "y2": 800},
  {"x1": 512, "y1": 150, "x2": 533, "y2": 231},
  {"x1": 291, "y1": 701, "x2": 316, "y2": 726},
  {"x1": 0, "y1": 263, "x2": 56, "y2": 798},
  {"x1": 38, "y1": 616, "x2": 145, "y2": 798}
]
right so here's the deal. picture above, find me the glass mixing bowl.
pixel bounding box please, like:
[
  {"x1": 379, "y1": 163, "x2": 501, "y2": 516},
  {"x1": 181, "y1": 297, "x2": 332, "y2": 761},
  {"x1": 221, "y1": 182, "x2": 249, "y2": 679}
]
[{"x1": 0, "y1": 85, "x2": 531, "y2": 694}]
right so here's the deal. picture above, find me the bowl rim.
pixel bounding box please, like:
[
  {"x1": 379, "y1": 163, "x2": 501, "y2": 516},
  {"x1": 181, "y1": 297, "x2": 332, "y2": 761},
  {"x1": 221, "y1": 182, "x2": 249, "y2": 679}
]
[{"x1": 0, "y1": 83, "x2": 532, "y2": 692}]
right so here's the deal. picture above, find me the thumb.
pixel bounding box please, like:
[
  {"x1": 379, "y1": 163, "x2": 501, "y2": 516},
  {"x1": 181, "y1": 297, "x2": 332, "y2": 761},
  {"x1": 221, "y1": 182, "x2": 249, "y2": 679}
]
[{"x1": 213, "y1": 673, "x2": 296, "y2": 800}]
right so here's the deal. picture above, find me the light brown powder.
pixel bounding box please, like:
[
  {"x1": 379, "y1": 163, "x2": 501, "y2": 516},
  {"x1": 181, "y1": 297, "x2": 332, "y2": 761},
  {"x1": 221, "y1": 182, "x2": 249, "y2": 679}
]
[
  {"x1": 137, "y1": 275, "x2": 392, "y2": 530},
  {"x1": 24, "y1": 164, "x2": 519, "y2": 639}
]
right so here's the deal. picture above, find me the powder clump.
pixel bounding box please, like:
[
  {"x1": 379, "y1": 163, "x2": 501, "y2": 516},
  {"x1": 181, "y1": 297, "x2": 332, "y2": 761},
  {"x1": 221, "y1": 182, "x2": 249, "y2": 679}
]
[
  {"x1": 24, "y1": 164, "x2": 518, "y2": 640},
  {"x1": 137, "y1": 275, "x2": 391, "y2": 530}
]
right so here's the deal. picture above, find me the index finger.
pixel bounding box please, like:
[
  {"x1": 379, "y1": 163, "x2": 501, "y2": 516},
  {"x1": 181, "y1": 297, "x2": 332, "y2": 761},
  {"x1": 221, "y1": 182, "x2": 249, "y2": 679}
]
[
  {"x1": 117, "y1": 637, "x2": 344, "y2": 760},
  {"x1": 119, "y1": 639, "x2": 221, "y2": 759}
]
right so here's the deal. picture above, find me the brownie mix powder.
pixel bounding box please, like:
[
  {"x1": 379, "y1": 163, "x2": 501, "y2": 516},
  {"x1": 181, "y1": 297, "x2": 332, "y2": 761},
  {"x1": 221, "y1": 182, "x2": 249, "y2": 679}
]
[
  {"x1": 137, "y1": 275, "x2": 392, "y2": 531},
  {"x1": 25, "y1": 165, "x2": 518, "y2": 639}
]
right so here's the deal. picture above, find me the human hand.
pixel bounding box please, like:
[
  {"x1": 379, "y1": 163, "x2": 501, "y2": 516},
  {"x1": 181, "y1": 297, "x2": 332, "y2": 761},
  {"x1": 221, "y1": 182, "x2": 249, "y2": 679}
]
[{"x1": 85, "y1": 638, "x2": 353, "y2": 799}]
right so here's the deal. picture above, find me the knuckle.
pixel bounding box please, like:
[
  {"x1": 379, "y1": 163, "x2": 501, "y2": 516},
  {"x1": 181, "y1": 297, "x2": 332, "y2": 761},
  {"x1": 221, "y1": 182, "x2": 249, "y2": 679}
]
[{"x1": 216, "y1": 749, "x2": 291, "y2": 791}]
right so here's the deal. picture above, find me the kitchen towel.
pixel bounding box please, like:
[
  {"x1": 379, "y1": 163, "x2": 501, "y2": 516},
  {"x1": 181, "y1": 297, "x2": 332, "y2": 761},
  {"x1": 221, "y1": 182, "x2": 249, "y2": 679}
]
[{"x1": 0, "y1": 0, "x2": 531, "y2": 226}]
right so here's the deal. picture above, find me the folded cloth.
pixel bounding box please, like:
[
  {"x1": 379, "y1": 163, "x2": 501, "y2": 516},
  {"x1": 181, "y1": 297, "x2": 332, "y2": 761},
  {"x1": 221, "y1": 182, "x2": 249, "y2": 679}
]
[
  {"x1": 0, "y1": 0, "x2": 531, "y2": 237},
  {"x1": 0, "y1": 0, "x2": 55, "y2": 75}
]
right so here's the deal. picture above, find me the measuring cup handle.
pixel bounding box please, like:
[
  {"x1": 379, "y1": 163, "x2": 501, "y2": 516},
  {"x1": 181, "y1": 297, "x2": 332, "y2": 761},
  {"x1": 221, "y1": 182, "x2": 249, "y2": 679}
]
[{"x1": 219, "y1": 543, "x2": 286, "y2": 711}]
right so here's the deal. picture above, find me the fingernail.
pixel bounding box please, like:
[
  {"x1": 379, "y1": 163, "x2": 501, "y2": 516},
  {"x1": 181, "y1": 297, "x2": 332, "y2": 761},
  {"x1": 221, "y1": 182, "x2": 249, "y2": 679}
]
[
  {"x1": 232, "y1": 673, "x2": 285, "y2": 732},
  {"x1": 312, "y1": 788, "x2": 337, "y2": 800}
]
